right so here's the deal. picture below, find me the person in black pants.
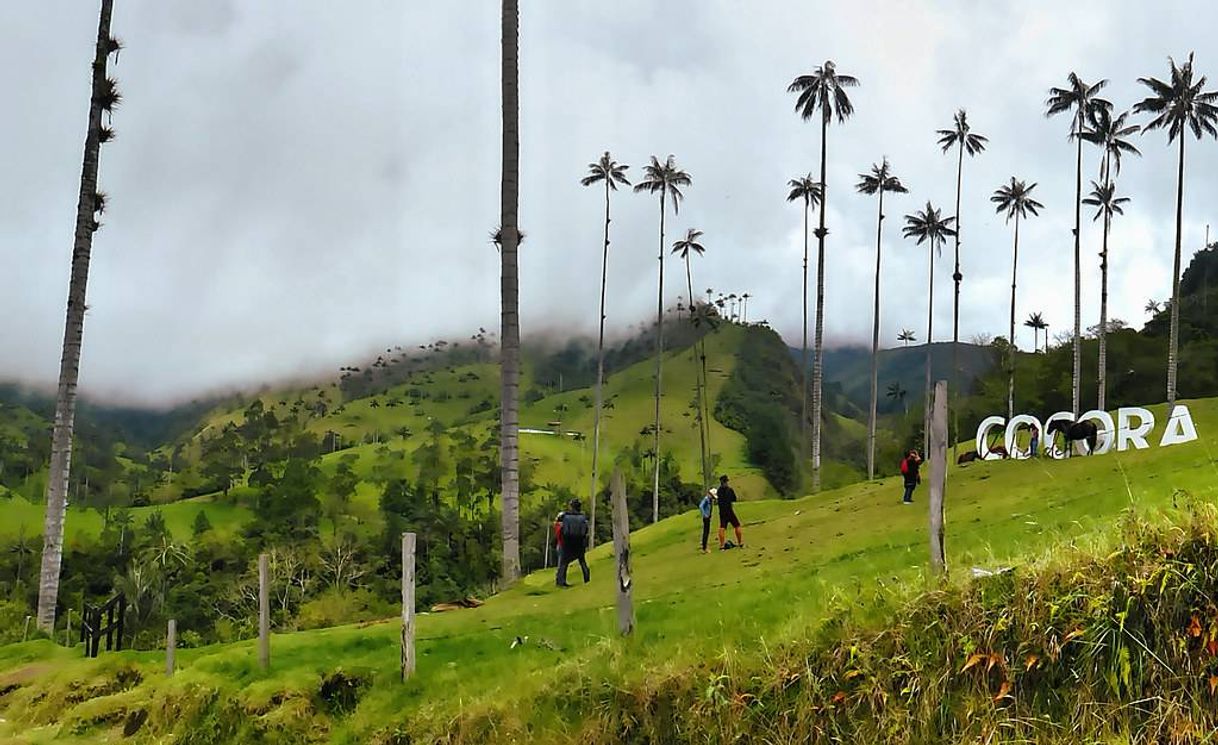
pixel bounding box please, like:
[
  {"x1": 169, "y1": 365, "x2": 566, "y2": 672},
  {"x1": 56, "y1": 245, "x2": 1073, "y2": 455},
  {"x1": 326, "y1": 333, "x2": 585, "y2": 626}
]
[
  {"x1": 698, "y1": 488, "x2": 716, "y2": 553},
  {"x1": 716, "y1": 475, "x2": 744, "y2": 549},
  {"x1": 900, "y1": 449, "x2": 922, "y2": 504},
  {"x1": 554, "y1": 499, "x2": 590, "y2": 587}
]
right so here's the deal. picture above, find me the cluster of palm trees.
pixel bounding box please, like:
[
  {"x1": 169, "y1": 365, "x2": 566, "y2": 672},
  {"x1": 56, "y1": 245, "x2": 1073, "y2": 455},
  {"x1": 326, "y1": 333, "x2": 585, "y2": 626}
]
[
  {"x1": 784, "y1": 56, "x2": 1217, "y2": 487},
  {"x1": 581, "y1": 150, "x2": 744, "y2": 531}
]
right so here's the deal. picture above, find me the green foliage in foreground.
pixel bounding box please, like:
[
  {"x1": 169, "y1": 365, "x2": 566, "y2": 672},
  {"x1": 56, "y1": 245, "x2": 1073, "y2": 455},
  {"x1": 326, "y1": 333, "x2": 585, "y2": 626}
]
[{"x1": 0, "y1": 397, "x2": 1214, "y2": 742}]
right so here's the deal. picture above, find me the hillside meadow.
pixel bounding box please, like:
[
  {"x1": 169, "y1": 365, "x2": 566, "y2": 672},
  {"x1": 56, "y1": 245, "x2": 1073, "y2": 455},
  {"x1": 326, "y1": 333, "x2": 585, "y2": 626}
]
[{"x1": 0, "y1": 398, "x2": 1213, "y2": 742}]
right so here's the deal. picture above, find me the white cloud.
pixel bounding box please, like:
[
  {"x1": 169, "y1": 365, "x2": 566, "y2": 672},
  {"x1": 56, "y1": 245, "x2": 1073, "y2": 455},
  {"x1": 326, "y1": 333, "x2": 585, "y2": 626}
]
[{"x1": 2, "y1": 0, "x2": 1217, "y2": 403}]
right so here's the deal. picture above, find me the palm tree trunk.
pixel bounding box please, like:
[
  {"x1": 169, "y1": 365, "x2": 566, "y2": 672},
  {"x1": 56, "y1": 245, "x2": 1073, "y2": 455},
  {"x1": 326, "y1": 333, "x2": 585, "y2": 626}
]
[
  {"x1": 951, "y1": 143, "x2": 964, "y2": 461},
  {"x1": 812, "y1": 116, "x2": 828, "y2": 492},
  {"x1": 684, "y1": 255, "x2": 709, "y2": 491},
  {"x1": 37, "y1": 0, "x2": 115, "y2": 633},
  {"x1": 1098, "y1": 203, "x2": 1110, "y2": 413},
  {"x1": 1072, "y1": 126, "x2": 1083, "y2": 418},
  {"x1": 924, "y1": 242, "x2": 935, "y2": 456},
  {"x1": 497, "y1": 0, "x2": 521, "y2": 585},
  {"x1": 800, "y1": 197, "x2": 809, "y2": 469},
  {"x1": 652, "y1": 191, "x2": 666, "y2": 524},
  {"x1": 1008, "y1": 214, "x2": 1020, "y2": 421},
  {"x1": 587, "y1": 178, "x2": 611, "y2": 548},
  {"x1": 867, "y1": 189, "x2": 883, "y2": 481},
  {"x1": 1167, "y1": 134, "x2": 1185, "y2": 409}
]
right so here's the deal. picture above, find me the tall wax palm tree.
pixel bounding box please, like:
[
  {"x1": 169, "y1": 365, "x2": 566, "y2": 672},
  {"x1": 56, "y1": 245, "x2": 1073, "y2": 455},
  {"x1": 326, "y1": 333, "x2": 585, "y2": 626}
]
[
  {"x1": 1083, "y1": 107, "x2": 1143, "y2": 185},
  {"x1": 935, "y1": 110, "x2": 987, "y2": 453},
  {"x1": 740, "y1": 293, "x2": 750, "y2": 323},
  {"x1": 855, "y1": 158, "x2": 908, "y2": 480},
  {"x1": 1145, "y1": 299, "x2": 1163, "y2": 316},
  {"x1": 1134, "y1": 53, "x2": 1218, "y2": 409},
  {"x1": 673, "y1": 228, "x2": 710, "y2": 491},
  {"x1": 786, "y1": 174, "x2": 822, "y2": 455},
  {"x1": 788, "y1": 60, "x2": 859, "y2": 492},
  {"x1": 887, "y1": 382, "x2": 908, "y2": 414},
  {"x1": 1082, "y1": 180, "x2": 1131, "y2": 411},
  {"x1": 898, "y1": 329, "x2": 916, "y2": 347},
  {"x1": 1082, "y1": 107, "x2": 1140, "y2": 411},
  {"x1": 902, "y1": 202, "x2": 957, "y2": 454},
  {"x1": 634, "y1": 155, "x2": 691, "y2": 523},
  {"x1": 1025, "y1": 312, "x2": 1047, "y2": 353},
  {"x1": 1045, "y1": 73, "x2": 1112, "y2": 418},
  {"x1": 579, "y1": 152, "x2": 629, "y2": 546},
  {"x1": 992, "y1": 178, "x2": 1045, "y2": 421},
  {"x1": 37, "y1": 0, "x2": 121, "y2": 632},
  {"x1": 497, "y1": 0, "x2": 522, "y2": 585}
]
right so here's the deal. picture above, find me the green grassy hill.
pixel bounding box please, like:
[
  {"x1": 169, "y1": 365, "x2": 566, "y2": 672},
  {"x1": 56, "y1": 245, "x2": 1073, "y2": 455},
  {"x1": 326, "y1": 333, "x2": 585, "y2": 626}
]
[{"x1": 1, "y1": 397, "x2": 1214, "y2": 743}]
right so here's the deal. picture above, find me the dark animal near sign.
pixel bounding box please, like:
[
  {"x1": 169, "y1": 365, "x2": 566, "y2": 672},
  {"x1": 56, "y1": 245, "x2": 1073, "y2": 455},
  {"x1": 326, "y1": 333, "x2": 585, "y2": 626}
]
[
  {"x1": 1046, "y1": 418, "x2": 1099, "y2": 454},
  {"x1": 958, "y1": 445, "x2": 1008, "y2": 464}
]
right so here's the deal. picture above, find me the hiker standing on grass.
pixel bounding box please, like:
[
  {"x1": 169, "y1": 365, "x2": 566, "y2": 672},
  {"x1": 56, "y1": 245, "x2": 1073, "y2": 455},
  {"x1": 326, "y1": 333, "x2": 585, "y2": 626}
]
[
  {"x1": 698, "y1": 487, "x2": 716, "y2": 553},
  {"x1": 716, "y1": 475, "x2": 744, "y2": 550},
  {"x1": 554, "y1": 498, "x2": 590, "y2": 587},
  {"x1": 900, "y1": 449, "x2": 922, "y2": 504},
  {"x1": 1028, "y1": 425, "x2": 1040, "y2": 458}
]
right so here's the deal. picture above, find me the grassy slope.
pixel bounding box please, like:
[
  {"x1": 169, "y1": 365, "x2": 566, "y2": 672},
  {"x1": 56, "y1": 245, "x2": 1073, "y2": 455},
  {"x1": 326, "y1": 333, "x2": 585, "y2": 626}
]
[
  {"x1": 165, "y1": 326, "x2": 765, "y2": 514},
  {"x1": 1, "y1": 398, "x2": 1215, "y2": 742},
  {"x1": 0, "y1": 496, "x2": 250, "y2": 544}
]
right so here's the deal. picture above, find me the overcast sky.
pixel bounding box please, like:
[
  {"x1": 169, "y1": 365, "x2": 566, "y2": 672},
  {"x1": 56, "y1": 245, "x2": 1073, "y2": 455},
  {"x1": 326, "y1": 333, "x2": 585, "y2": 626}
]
[{"x1": 3, "y1": 1, "x2": 1217, "y2": 405}]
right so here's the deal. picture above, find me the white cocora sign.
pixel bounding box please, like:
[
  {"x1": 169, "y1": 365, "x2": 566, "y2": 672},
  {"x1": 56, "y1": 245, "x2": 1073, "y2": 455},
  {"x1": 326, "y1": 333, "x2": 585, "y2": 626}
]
[{"x1": 975, "y1": 405, "x2": 1199, "y2": 460}]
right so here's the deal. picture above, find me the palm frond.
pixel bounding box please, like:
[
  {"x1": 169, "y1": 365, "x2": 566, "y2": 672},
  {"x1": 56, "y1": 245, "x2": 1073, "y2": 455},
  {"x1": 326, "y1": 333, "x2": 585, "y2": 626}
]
[{"x1": 788, "y1": 60, "x2": 859, "y2": 124}]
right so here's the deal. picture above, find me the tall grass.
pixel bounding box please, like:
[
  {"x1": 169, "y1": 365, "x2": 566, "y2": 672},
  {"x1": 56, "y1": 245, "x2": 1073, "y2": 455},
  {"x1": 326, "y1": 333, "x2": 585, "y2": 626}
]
[{"x1": 380, "y1": 501, "x2": 1218, "y2": 743}]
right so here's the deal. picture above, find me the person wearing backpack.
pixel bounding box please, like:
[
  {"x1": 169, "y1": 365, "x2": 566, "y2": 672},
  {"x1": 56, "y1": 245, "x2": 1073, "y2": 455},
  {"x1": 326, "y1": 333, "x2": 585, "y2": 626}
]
[
  {"x1": 554, "y1": 498, "x2": 590, "y2": 587},
  {"x1": 900, "y1": 449, "x2": 922, "y2": 504}
]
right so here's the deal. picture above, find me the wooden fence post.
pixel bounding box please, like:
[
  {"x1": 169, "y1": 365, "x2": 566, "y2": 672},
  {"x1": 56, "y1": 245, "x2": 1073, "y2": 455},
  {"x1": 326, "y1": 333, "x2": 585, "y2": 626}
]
[
  {"x1": 166, "y1": 619, "x2": 176, "y2": 676},
  {"x1": 258, "y1": 553, "x2": 270, "y2": 671},
  {"x1": 401, "y1": 532, "x2": 416, "y2": 681},
  {"x1": 610, "y1": 470, "x2": 634, "y2": 636},
  {"x1": 929, "y1": 380, "x2": 948, "y2": 574}
]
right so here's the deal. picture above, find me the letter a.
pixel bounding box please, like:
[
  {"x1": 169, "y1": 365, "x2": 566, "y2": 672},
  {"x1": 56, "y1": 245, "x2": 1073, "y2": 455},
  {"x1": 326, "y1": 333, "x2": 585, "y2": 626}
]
[{"x1": 1159, "y1": 405, "x2": 1199, "y2": 447}]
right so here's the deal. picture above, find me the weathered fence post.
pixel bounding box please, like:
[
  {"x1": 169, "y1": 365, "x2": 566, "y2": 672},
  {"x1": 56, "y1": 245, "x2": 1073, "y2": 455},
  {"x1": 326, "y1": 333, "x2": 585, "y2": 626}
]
[
  {"x1": 258, "y1": 552, "x2": 270, "y2": 671},
  {"x1": 401, "y1": 532, "x2": 416, "y2": 681},
  {"x1": 610, "y1": 470, "x2": 634, "y2": 636},
  {"x1": 22, "y1": 615, "x2": 31, "y2": 642},
  {"x1": 166, "y1": 619, "x2": 176, "y2": 676},
  {"x1": 543, "y1": 525, "x2": 551, "y2": 569},
  {"x1": 929, "y1": 380, "x2": 948, "y2": 574}
]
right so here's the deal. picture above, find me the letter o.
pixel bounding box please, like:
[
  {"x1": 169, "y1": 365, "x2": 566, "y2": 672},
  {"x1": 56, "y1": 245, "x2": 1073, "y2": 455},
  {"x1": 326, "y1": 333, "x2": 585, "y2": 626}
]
[
  {"x1": 975, "y1": 416, "x2": 1006, "y2": 460},
  {"x1": 1043, "y1": 411, "x2": 1075, "y2": 459},
  {"x1": 1077, "y1": 410, "x2": 1116, "y2": 454},
  {"x1": 1004, "y1": 415, "x2": 1043, "y2": 460}
]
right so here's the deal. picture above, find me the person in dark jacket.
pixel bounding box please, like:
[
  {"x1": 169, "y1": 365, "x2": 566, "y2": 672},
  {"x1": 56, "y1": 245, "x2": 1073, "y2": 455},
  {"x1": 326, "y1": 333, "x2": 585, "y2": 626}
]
[
  {"x1": 716, "y1": 475, "x2": 744, "y2": 549},
  {"x1": 900, "y1": 449, "x2": 922, "y2": 504},
  {"x1": 554, "y1": 498, "x2": 590, "y2": 587}
]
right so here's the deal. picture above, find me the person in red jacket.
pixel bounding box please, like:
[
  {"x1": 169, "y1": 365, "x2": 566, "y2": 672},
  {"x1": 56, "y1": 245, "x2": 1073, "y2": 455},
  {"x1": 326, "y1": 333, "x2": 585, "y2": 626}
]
[
  {"x1": 554, "y1": 499, "x2": 590, "y2": 587},
  {"x1": 900, "y1": 449, "x2": 922, "y2": 504}
]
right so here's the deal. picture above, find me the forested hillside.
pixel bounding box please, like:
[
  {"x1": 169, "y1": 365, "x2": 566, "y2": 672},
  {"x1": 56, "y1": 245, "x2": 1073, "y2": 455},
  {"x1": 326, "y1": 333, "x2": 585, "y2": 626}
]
[{"x1": 0, "y1": 316, "x2": 887, "y2": 650}]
